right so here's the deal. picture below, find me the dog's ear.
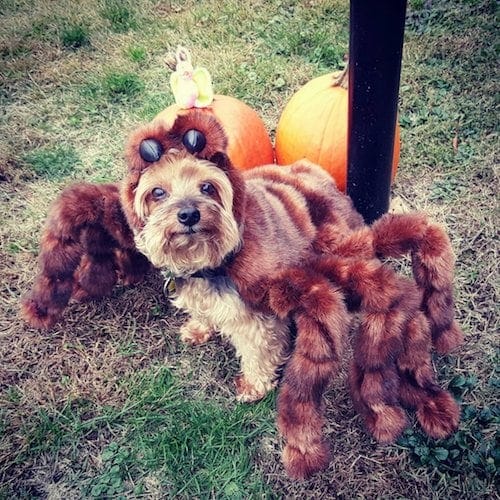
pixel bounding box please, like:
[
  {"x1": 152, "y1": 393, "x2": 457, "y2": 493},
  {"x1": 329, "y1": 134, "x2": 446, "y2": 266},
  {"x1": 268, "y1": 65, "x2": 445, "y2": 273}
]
[
  {"x1": 209, "y1": 151, "x2": 234, "y2": 173},
  {"x1": 209, "y1": 151, "x2": 246, "y2": 226}
]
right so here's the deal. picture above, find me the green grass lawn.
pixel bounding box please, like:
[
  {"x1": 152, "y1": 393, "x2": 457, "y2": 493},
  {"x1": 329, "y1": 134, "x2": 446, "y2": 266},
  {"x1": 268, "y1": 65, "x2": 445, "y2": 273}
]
[{"x1": 0, "y1": 0, "x2": 498, "y2": 498}]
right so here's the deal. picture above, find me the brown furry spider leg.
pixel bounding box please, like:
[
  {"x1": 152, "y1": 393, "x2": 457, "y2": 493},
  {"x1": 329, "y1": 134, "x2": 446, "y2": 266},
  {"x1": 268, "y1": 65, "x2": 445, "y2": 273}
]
[
  {"x1": 396, "y1": 312, "x2": 460, "y2": 439},
  {"x1": 318, "y1": 257, "x2": 419, "y2": 443},
  {"x1": 315, "y1": 212, "x2": 464, "y2": 355},
  {"x1": 318, "y1": 254, "x2": 459, "y2": 443},
  {"x1": 20, "y1": 183, "x2": 149, "y2": 329},
  {"x1": 371, "y1": 212, "x2": 464, "y2": 354},
  {"x1": 266, "y1": 267, "x2": 350, "y2": 480}
]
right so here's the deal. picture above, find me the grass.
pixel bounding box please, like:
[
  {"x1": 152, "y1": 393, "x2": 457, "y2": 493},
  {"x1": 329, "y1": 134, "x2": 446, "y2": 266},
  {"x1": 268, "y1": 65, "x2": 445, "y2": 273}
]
[
  {"x1": 101, "y1": 71, "x2": 145, "y2": 101},
  {"x1": 99, "y1": 0, "x2": 139, "y2": 33},
  {"x1": 60, "y1": 23, "x2": 91, "y2": 49},
  {"x1": 126, "y1": 44, "x2": 147, "y2": 63},
  {"x1": 24, "y1": 145, "x2": 82, "y2": 179},
  {"x1": 4, "y1": 365, "x2": 274, "y2": 497},
  {"x1": 0, "y1": 0, "x2": 498, "y2": 498}
]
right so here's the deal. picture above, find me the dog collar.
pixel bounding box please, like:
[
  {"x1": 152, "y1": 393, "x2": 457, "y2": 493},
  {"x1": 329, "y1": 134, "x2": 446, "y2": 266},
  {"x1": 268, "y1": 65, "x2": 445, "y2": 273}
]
[
  {"x1": 190, "y1": 250, "x2": 236, "y2": 279},
  {"x1": 190, "y1": 265, "x2": 227, "y2": 280},
  {"x1": 161, "y1": 251, "x2": 237, "y2": 296}
]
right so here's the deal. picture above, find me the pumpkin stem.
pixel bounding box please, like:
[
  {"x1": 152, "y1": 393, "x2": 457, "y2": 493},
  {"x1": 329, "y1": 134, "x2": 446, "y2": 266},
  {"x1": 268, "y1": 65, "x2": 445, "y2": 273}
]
[{"x1": 332, "y1": 63, "x2": 349, "y2": 89}]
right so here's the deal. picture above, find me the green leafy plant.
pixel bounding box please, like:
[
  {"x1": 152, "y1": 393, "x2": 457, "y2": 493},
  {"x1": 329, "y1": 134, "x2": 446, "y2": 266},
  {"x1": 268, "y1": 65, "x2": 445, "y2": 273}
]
[
  {"x1": 398, "y1": 404, "x2": 499, "y2": 478},
  {"x1": 397, "y1": 369, "x2": 499, "y2": 488},
  {"x1": 429, "y1": 177, "x2": 465, "y2": 201},
  {"x1": 89, "y1": 443, "x2": 131, "y2": 498}
]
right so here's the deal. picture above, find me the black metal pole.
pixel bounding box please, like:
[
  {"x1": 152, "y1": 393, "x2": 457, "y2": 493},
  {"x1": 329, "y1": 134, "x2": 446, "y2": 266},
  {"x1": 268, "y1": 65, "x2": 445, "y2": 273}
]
[{"x1": 347, "y1": 0, "x2": 407, "y2": 224}]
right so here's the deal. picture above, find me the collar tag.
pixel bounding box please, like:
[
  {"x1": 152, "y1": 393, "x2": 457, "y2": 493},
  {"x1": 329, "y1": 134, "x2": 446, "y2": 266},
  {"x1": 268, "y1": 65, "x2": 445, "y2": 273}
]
[{"x1": 161, "y1": 270, "x2": 177, "y2": 296}]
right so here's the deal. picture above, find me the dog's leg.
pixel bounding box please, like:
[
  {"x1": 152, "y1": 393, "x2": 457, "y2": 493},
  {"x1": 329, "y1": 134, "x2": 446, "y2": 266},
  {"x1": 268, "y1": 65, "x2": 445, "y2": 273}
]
[
  {"x1": 227, "y1": 315, "x2": 290, "y2": 403},
  {"x1": 266, "y1": 267, "x2": 349, "y2": 480},
  {"x1": 371, "y1": 212, "x2": 463, "y2": 354},
  {"x1": 172, "y1": 282, "x2": 216, "y2": 346},
  {"x1": 179, "y1": 317, "x2": 215, "y2": 345},
  {"x1": 174, "y1": 279, "x2": 290, "y2": 401}
]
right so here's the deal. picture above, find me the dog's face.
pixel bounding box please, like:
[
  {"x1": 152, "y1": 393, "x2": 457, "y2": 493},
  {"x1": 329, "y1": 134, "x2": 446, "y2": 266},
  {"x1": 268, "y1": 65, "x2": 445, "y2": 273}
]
[{"x1": 132, "y1": 153, "x2": 241, "y2": 276}]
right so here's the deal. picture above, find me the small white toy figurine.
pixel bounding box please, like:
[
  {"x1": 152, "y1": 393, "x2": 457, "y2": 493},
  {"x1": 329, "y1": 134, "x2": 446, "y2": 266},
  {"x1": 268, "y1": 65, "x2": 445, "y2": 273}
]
[{"x1": 169, "y1": 46, "x2": 214, "y2": 109}]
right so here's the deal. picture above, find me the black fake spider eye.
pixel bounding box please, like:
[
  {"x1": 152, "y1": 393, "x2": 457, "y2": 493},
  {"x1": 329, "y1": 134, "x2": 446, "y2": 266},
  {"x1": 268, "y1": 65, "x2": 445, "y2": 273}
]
[
  {"x1": 200, "y1": 182, "x2": 215, "y2": 196},
  {"x1": 151, "y1": 187, "x2": 167, "y2": 200},
  {"x1": 182, "y1": 129, "x2": 206, "y2": 154},
  {"x1": 139, "y1": 139, "x2": 164, "y2": 162}
]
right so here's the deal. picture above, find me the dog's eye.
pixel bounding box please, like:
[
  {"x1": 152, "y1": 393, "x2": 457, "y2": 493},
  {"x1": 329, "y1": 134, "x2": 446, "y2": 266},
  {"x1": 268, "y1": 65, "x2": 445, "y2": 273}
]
[
  {"x1": 200, "y1": 182, "x2": 215, "y2": 196},
  {"x1": 151, "y1": 187, "x2": 167, "y2": 200}
]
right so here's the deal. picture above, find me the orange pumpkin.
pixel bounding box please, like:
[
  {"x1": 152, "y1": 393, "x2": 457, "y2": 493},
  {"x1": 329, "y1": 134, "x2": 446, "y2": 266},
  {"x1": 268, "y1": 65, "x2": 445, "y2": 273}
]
[
  {"x1": 275, "y1": 69, "x2": 400, "y2": 192},
  {"x1": 153, "y1": 94, "x2": 274, "y2": 170}
]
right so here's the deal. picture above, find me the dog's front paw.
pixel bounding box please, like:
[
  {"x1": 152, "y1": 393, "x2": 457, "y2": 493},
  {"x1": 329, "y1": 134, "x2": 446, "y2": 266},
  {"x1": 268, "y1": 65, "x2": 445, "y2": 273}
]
[
  {"x1": 180, "y1": 319, "x2": 214, "y2": 345},
  {"x1": 234, "y1": 374, "x2": 274, "y2": 403}
]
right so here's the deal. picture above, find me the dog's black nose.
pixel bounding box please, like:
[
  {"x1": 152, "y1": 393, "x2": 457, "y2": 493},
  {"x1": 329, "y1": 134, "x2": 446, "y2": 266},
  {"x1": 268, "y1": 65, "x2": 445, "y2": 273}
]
[{"x1": 177, "y1": 207, "x2": 201, "y2": 227}]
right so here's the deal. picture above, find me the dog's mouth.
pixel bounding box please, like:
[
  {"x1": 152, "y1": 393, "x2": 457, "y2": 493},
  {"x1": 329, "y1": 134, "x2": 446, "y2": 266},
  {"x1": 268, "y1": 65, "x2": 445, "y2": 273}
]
[
  {"x1": 177, "y1": 227, "x2": 197, "y2": 235},
  {"x1": 170, "y1": 225, "x2": 213, "y2": 239}
]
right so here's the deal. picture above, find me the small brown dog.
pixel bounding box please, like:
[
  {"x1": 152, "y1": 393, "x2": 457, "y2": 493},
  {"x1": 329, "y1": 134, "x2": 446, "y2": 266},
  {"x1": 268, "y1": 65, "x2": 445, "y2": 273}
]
[
  {"x1": 22, "y1": 111, "x2": 463, "y2": 480},
  {"x1": 132, "y1": 153, "x2": 292, "y2": 401},
  {"x1": 119, "y1": 113, "x2": 462, "y2": 478},
  {"x1": 126, "y1": 151, "x2": 363, "y2": 404}
]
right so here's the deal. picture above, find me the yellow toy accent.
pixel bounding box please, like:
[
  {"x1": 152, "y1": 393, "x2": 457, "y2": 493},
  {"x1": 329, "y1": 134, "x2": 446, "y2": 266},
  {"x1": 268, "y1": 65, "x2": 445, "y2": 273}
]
[{"x1": 169, "y1": 46, "x2": 214, "y2": 109}]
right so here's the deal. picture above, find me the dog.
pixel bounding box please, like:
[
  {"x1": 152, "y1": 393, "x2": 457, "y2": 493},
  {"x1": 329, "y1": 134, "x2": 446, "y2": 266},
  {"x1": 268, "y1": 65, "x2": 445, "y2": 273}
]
[
  {"x1": 22, "y1": 110, "x2": 462, "y2": 479},
  {"x1": 119, "y1": 115, "x2": 462, "y2": 478},
  {"x1": 126, "y1": 149, "x2": 365, "y2": 404}
]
